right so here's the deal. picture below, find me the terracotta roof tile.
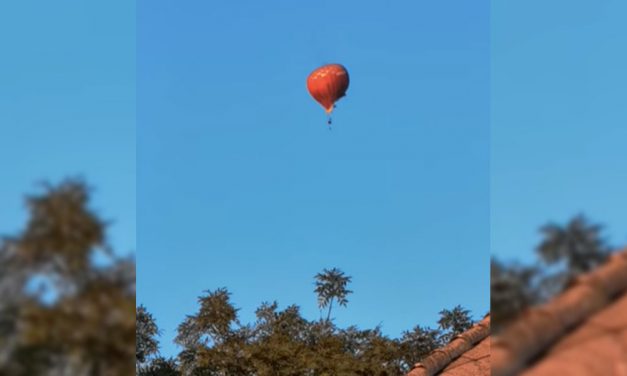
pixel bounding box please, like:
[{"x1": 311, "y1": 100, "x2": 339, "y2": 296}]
[
  {"x1": 438, "y1": 336, "x2": 490, "y2": 376},
  {"x1": 407, "y1": 315, "x2": 490, "y2": 376},
  {"x1": 492, "y1": 248, "x2": 627, "y2": 376},
  {"x1": 519, "y1": 293, "x2": 627, "y2": 376}
]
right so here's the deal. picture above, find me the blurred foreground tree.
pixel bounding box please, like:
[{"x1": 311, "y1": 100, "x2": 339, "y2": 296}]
[
  {"x1": 537, "y1": 214, "x2": 610, "y2": 296},
  {"x1": 537, "y1": 214, "x2": 610, "y2": 273},
  {"x1": 490, "y1": 260, "x2": 539, "y2": 332},
  {"x1": 491, "y1": 214, "x2": 614, "y2": 332},
  {"x1": 0, "y1": 179, "x2": 135, "y2": 376}
]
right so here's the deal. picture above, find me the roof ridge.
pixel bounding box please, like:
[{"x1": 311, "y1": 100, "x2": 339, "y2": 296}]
[
  {"x1": 407, "y1": 314, "x2": 491, "y2": 376},
  {"x1": 492, "y1": 248, "x2": 627, "y2": 376}
]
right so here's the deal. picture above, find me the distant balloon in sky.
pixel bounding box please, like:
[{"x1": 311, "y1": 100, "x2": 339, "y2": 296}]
[{"x1": 306, "y1": 64, "x2": 349, "y2": 126}]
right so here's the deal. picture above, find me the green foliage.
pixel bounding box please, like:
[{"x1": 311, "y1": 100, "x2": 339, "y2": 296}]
[
  {"x1": 175, "y1": 288, "x2": 240, "y2": 349},
  {"x1": 314, "y1": 268, "x2": 353, "y2": 321},
  {"x1": 437, "y1": 305, "x2": 473, "y2": 343},
  {"x1": 139, "y1": 273, "x2": 476, "y2": 375},
  {"x1": 399, "y1": 326, "x2": 441, "y2": 366},
  {"x1": 137, "y1": 305, "x2": 161, "y2": 364},
  {"x1": 138, "y1": 357, "x2": 179, "y2": 376}
]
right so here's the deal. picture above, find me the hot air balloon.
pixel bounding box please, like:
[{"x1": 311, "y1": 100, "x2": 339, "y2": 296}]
[{"x1": 306, "y1": 64, "x2": 349, "y2": 126}]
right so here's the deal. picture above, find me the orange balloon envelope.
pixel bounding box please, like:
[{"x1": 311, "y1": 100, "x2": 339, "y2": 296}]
[{"x1": 306, "y1": 64, "x2": 350, "y2": 114}]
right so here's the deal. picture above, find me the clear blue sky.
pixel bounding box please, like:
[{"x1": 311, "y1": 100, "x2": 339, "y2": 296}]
[
  {"x1": 137, "y1": 1, "x2": 489, "y2": 356},
  {"x1": 491, "y1": 0, "x2": 627, "y2": 263},
  {"x1": 0, "y1": 1, "x2": 135, "y2": 256}
]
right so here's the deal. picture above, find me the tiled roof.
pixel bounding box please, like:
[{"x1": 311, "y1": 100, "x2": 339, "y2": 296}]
[
  {"x1": 492, "y1": 248, "x2": 627, "y2": 376},
  {"x1": 407, "y1": 315, "x2": 490, "y2": 376}
]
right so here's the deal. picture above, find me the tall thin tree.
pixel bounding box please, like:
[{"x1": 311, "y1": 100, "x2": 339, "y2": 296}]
[{"x1": 314, "y1": 268, "x2": 352, "y2": 321}]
